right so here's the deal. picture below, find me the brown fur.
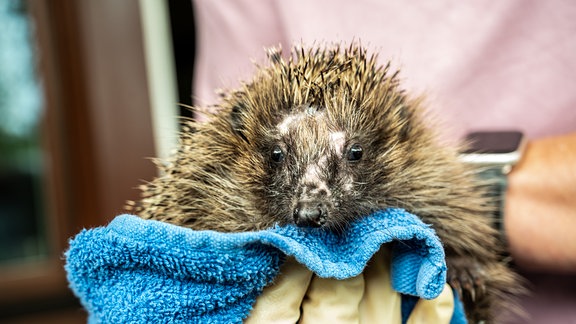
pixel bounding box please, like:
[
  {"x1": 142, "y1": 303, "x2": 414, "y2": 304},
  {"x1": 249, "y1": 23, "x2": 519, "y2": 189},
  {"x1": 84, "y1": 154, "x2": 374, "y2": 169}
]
[{"x1": 132, "y1": 43, "x2": 523, "y2": 323}]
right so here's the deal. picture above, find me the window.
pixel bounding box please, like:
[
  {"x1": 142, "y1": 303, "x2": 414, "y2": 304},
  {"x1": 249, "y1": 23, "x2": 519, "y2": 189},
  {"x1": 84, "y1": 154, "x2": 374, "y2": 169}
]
[
  {"x1": 0, "y1": 1, "x2": 166, "y2": 320},
  {"x1": 0, "y1": 0, "x2": 47, "y2": 266}
]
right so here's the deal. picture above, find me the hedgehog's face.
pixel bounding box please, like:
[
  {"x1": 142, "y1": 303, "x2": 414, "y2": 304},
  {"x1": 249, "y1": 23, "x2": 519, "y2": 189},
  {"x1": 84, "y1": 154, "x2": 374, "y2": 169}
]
[
  {"x1": 260, "y1": 104, "x2": 373, "y2": 230},
  {"x1": 227, "y1": 45, "x2": 423, "y2": 230}
]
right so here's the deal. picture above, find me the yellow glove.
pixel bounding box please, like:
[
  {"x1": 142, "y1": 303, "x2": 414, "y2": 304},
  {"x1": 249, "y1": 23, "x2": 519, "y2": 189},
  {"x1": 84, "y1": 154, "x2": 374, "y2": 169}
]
[{"x1": 246, "y1": 248, "x2": 454, "y2": 324}]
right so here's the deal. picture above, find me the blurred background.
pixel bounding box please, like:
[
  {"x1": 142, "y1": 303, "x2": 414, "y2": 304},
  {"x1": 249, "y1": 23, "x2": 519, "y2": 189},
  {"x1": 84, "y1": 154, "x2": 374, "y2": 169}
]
[
  {"x1": 0, "y1": 0, "x2": 193, "y2": 322},
  {"x1": 1, "y1": 1, "x2": 575, "y2": 323}
]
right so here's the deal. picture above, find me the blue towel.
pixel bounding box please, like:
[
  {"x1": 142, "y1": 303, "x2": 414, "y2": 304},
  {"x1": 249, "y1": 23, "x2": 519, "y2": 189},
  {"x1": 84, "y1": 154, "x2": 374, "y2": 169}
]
[{"x1": 65, "y1": 208, "x2": 462, "y2": 323}]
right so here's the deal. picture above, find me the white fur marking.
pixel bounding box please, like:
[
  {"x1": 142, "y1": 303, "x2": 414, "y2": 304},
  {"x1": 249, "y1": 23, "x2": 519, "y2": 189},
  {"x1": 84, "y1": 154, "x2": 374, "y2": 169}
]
[
  {"x1": 277, "y1": 114, "x2": 300, "y2": 134},
  {"x1": 302, "y1": 156, "x2": 330, "y2": 195},
  {"x1": 330, "y1": 131, "x2": 346, "y2": 156}
]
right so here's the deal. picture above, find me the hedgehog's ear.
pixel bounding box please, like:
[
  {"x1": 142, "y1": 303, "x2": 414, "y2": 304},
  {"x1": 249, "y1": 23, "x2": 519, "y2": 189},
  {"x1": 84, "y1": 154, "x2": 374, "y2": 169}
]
[{"x1": 230, "y1": 102, "x2": 250, "y2": 144}]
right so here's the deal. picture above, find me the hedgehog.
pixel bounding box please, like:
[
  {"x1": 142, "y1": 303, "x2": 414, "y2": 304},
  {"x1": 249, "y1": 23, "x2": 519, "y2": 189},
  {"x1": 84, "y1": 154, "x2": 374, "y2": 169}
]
[{"x1": 132, "y1": 43, "x2": 522, "y2": 323}]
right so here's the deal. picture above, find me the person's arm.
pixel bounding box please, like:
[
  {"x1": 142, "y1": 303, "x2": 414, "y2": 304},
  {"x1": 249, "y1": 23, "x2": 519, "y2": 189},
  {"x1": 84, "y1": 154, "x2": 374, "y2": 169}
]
[{"x1": 505, "y1": 132, "x2": 576, "y2": 272}]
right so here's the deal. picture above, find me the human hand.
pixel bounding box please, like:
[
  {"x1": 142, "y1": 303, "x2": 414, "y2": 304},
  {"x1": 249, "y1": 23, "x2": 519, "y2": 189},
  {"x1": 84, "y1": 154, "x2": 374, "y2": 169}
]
[{"x1": 246, "y1": 248, "x2": 455, "y2": 323}]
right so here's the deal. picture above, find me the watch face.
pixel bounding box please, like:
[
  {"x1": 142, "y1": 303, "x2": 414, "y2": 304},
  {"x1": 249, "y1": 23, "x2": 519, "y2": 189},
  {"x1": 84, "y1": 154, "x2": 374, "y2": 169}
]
[{"x1": 463, "y1": 131, "x2": 524, "y2": 154}]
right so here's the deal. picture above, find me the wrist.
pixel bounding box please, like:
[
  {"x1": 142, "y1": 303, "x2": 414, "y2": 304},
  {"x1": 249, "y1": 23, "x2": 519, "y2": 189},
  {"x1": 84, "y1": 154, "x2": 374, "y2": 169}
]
[{"x1": 504, "y1": 133, "x2": 576, "y2": 272}]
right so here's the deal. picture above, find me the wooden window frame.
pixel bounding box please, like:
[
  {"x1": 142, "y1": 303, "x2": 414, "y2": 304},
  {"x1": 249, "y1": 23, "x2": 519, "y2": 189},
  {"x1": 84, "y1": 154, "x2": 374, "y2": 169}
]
[{"x1": 0, "y1": 0, "x2": 157, "y2": 313}]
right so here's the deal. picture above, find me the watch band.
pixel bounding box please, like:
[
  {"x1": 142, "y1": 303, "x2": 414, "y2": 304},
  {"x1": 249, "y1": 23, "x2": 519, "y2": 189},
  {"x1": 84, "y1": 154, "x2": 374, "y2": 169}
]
[
  {"x1": 477, "y1": 166, "x2": 508, "y2": 232},
  {"x1": 476, "y1": 165, "x2": 513, "y2": 261}
]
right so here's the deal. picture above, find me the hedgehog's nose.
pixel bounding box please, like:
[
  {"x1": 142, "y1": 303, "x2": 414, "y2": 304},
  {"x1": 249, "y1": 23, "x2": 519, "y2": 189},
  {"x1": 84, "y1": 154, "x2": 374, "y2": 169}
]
[{"x1": 293, "y1": 201, "x2": 326, "y2": 227}]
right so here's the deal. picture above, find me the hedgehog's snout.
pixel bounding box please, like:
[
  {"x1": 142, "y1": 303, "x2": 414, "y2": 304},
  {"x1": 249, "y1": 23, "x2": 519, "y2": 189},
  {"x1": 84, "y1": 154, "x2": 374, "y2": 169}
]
[{"x1": 293, "y1": 201, "x2": 327, "y2": 227}]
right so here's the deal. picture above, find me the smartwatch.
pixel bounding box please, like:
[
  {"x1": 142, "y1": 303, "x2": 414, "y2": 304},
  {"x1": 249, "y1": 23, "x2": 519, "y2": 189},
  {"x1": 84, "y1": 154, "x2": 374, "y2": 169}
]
[{"x1": 459, "y1": 131, "x2": 526, "y2": 243}]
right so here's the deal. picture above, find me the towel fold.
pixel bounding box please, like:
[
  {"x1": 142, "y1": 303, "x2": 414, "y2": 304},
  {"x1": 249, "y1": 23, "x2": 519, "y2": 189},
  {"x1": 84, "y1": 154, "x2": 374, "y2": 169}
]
[{"x1": 65, "y1": 208, "x2": 449, "y2": 323}]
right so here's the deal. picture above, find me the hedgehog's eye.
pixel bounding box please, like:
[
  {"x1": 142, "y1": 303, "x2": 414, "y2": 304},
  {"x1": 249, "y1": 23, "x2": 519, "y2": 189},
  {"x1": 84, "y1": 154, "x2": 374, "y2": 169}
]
[
  {"x1": 347, "y1": 143, "x2": 363, "y2": 162},
  {"x1": 271, "y1": 145, "x2": 285, "y2": 163}
]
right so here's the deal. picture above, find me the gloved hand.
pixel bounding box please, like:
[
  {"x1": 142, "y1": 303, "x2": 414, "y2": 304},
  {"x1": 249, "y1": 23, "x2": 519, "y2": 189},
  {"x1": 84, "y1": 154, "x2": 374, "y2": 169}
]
[{"x1": 246, "y1": 247, "x2": 455, "y2": 324}]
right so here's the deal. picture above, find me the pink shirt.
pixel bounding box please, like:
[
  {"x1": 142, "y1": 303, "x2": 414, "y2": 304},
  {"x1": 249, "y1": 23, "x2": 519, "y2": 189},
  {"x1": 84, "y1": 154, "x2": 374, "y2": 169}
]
[
  {"x1": 192, "y1": 0, "x2": 576, "y2": 141},
  {"x1": 190, "y1": 2, "x2": 576, "y2": 322}
]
